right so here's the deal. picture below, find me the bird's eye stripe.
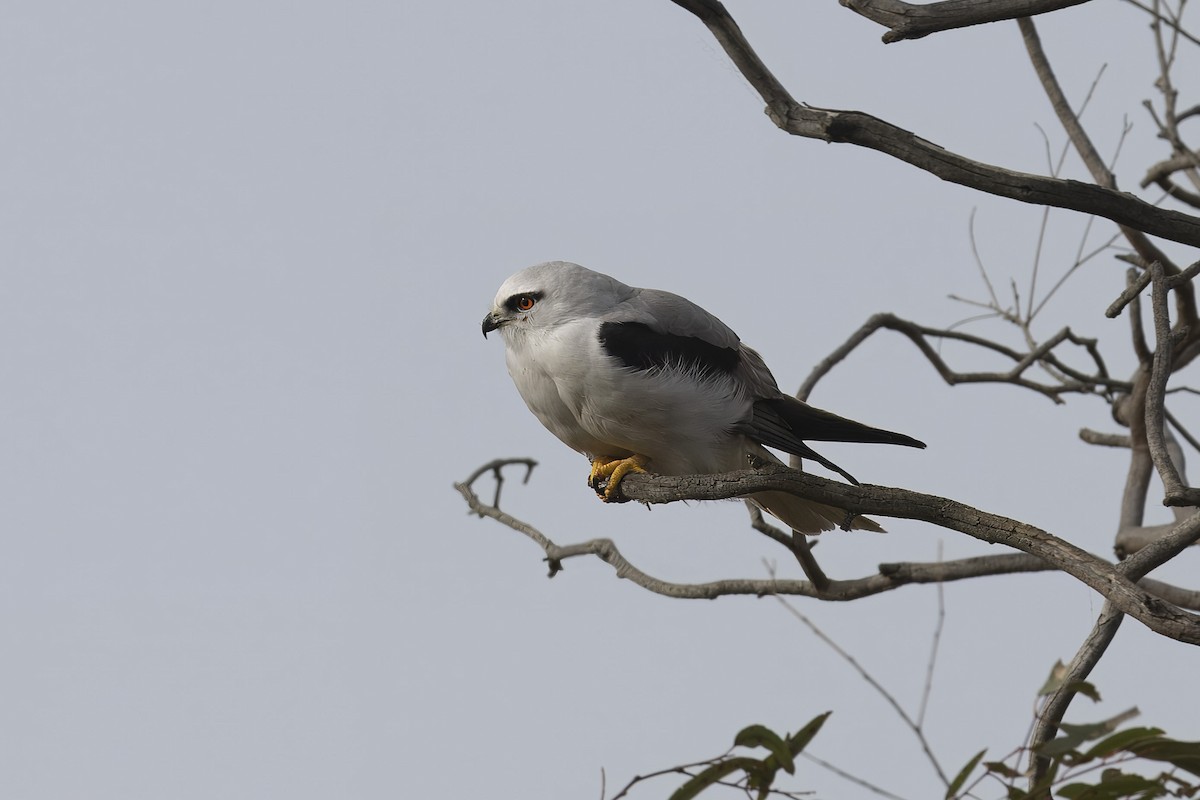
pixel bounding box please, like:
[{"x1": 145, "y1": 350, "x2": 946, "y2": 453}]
[{"x1": 506, "y1": 292, "x2": 542, "y2": 312}]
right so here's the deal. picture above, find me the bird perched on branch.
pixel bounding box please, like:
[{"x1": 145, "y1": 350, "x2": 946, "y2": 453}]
[{"x1": 482, "y1": 261, "x2": 924, "y2": 532}]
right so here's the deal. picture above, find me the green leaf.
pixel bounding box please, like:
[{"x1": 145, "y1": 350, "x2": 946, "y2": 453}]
[
  {"x1": 785, "y1": 712, "x2": 832, "y2": 757},
  {"x1": 1036, "y1": 662, "x2": 1100, "y2": 702},
  {"x1": 984, "y1": 761, "x2": 1021, "y2": 779},
  {"x1": 745, "y1": 762, "x2": 779, "y2": 799},
  {"x1": 1082, "y1": 727, "x2": 1166, "y2": 762},
  {"x1": 1037, "y1": 710, "x2": 1141, "y2": 757},
  {"x1": 734, "y1": 724, "x2": 795, "y2": 775},
  {"x1": 1038, "y1": 660, "x2": 1069, "y2": 696},
  {"x1": 946, "y1": 749, "x2": 986, "y2": 799},
  {"x1": 1127, "y1": 736, "x2": 1200, "y2": 779},
  {"x1": 669, "y1": 757, "x2": 763, "y2": 800},
  {"x1": 1055, "y1": 770, "x2": 1165, "y2": 800}
]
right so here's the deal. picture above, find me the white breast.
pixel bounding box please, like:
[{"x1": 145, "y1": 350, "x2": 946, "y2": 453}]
[{"x1": 501, "y1": 319, "x2": 753, "y2": 475}]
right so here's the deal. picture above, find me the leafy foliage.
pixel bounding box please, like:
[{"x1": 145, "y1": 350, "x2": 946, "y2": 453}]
[
  {"x1": 666, "y1": 713, "x2": 830, "y2": 800},
  {"x1": 942, "y1": 713, "x2": 1200, "y2": 800}
]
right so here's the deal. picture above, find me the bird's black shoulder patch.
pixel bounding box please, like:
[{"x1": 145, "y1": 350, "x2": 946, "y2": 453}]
[{"x1": 597, "y1": 321, "x2": 740, "y2": 377}]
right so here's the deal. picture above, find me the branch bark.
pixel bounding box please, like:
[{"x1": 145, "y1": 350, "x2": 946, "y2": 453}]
[
  {"x1": 841, "y1": 0, "x2": 1092, "y2": 42},
  {"x1": 1030, "y1": 601, "x2": 1125, "y2": 785},
  {"x1": 455, "y1": 460, "x2": 1200, "y2": 612},
  {"x1": 667, "y1": 0, "x2": 1200, "y2": 247},
  {"x1": 614, "y1": 466, "x2": 1200, "y2": 644}
]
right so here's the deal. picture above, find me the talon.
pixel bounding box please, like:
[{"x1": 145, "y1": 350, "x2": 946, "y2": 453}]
[
  {"x1": 588, "y1": 455, "x2": 650, "y2": 501},
  {"x1": 588, "y1": 458, "x2": 618, "y2": 492}
]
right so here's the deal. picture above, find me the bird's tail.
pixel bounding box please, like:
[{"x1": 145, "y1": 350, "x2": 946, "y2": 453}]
[
  {"x1": 743, "y1": 445, "x2": 884, "y2": 533},
  {"x1": 751, "y1": 490, "x2": 885, "y2": 534}
]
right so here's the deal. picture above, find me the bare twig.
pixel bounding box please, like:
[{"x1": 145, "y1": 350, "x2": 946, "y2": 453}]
[
  {"x1": 1018, "y1": 16, "x2": 1180, "y2": 270},
  {"x1": 799, "y1": 751, "x2": 911, "y2": 800},
  {"x1": 1122, "y1": 0, "x2": 1200, "y2": 47},
  {"x1": 916, "y1": 543, "x2": 946, "y2": 730},
  {"x1": 746, "y1": 502, "x2": 833, "y2": 591},
  {"x1": 797, "y1": 312, "x2": 1122, "y2": 404},
  {"x1": 1078, "y1": 428, "x2": 1131, "y2": 447},
  {"x1": 772, "y1": 588, "x2": 950, "y2": 788}
]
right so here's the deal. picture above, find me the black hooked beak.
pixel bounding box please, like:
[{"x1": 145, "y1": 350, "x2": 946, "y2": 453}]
[{"x1": 481, "y1": 312, "x2": 502, "y2": 338}]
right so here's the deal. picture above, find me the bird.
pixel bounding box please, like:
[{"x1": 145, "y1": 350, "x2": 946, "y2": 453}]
[{"x1": 481, "y1": 261, "x2": 925, "y2": 533}]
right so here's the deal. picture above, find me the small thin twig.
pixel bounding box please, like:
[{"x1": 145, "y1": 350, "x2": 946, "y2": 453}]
[
  {"x1": 969, "y1": 208, "x2": 1004, "y2": 312},
  {"x1": 1079, "y1": 428, "x2": 1132, "y2": 447},
  {"x1": 1167, "y1": 408, "x2": 1200, "y2": 453},
  {"x1": 770, "y1": 585, "x2": 951, "y2": 788},
  {"x1": 917, "y1": 542, "x2": 946, "y2": 730},
  {"x1": 798, "y1": 312, "x2": 1124, "y2": 405},
  {"x1": 800, "y1": 751, "x2": 911, "y2": 800},
  {"x1": 746, "y1": 502, "x2": 831, "y2": 591},
  {"x1": 1122, "y1": 0, "x2": 1200, "y2": 47}
]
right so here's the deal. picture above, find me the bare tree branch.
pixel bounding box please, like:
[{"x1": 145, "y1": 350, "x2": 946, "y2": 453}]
[
  {"x1": 1146, "y1": 262, "x2": 1200, "y2": 505},
  {"x1": 667, "y1": 0, "x2": 1200, "y2": 247},
  {"x1": 615, "y1": 466, "x2": 1200, "y2": 643},
  {"x1": 455, "y1": 459, "x2": 1200, "y2": 642},
  {"x1": 841, "y1": 0, "x2": 1092, "y2": 43}
]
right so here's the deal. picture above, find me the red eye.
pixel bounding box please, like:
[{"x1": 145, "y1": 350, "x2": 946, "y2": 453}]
[{"x1": 516, "y1": 295, "x2": 536, "y2": 311}]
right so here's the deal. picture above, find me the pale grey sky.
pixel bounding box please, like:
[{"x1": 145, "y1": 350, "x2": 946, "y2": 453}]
[{"x1": 2, "y1": 2, "x2": 1196, "y2": 798}]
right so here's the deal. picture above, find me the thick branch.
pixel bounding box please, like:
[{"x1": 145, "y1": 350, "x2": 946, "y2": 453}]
[
  {"x1": 455, "y1": 461, "x2": 1200, "y2": 611},
  {"x1": 1147, "y1": 262, "x2": 1200, "y2": 505},
  {"x1": 1031, "y1": 508, "x2": 1200, "y2": 774},
  {"x1": 617, "y1": 466, "x2": 1200, "y2": 643},
  {"x1": 1030, "y1": 601, "x2": 1125, "y2": 785},
  {"x1": 667, "y1": 0, "x2": 1200, "y2": 247},
  {"x1": 841, "y1": 0, "x2": 1092, "y2": 43}
]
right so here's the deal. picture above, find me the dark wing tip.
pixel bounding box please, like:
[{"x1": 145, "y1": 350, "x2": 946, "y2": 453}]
[
  {"x1": 758, "y1": 397, "x2": 925, "y2": 450},
  {"x1": 890, "y1": 432, "x2": 927, "y2": 450}
]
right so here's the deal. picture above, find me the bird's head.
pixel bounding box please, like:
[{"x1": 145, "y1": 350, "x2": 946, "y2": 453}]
[{"x1": 482, "y1": 261, "x2": 634, "y2": 340}]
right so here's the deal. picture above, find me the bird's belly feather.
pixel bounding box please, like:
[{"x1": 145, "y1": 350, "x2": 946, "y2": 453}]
[{"x1": 505, "y1": 323, "x2": 752, "y2": 475}]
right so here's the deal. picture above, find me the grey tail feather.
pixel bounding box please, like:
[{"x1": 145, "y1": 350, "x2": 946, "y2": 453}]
[
  {"x1": 744, "y1": 398, "x2": 924, "y2": 483},
  {"x1": 751, "y1": 491, "x2": 885, "y2": 534}
]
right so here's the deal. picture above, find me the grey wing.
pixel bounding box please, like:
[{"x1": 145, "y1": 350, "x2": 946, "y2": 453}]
[
  {"x1": 621, "y1": 287, "x2": 742, "y2": 350},
  {"x1": 602, "y1": 286, "x2": 925, "y2": 483},
  {"x1": 594, "y1": 287, "x2": 752, "y2": 379}
]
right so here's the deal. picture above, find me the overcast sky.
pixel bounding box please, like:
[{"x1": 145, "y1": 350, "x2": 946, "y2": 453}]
[{"x1": 2, "y1": 2, "x2": 1197, "y2": 798}]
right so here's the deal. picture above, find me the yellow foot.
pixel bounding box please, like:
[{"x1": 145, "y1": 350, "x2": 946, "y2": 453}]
[{"x1": 587, "y1": 455, "x2": 650, "y2": 501}]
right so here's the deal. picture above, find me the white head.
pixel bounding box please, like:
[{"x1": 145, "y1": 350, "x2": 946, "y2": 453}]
[{"x1": 481, "y1": 261, "x2": 634, "y2": 340}]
